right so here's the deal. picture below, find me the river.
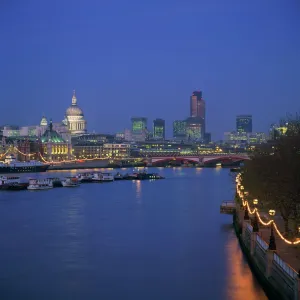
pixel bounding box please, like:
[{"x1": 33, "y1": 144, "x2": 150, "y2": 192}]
[{"x1": 0, "y1": 167, "x2": 267, "y2": 300}]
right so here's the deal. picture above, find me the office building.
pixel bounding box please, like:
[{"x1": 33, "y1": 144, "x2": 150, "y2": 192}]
[
  {"x1": 173, "y1": 120, "x2": 186, "y2": 140},
  {"x1": 190, "y1": 90, "x2": 206, "y2": 136},
  {"x1": 186, "y1": 117, "x2": 202, "y2": 141},
  {"x1": 236, "y1": 115, "x2": 252, "y2": 133},
  {"x1": 224, "y1": 131, "x2": 248, "y2": 144},
  {"x1": 204, "y1": 132, "x2": 211, "y2": 144},
  {"x1": 153, "y1": 119, "x2": 165, "y2": 140},
  {"x1": 131, "y1": 117, "x2": 148, "y2": 141},
  {"x1": 102, "y1": 143, "x2": 131, "y2": 158}
]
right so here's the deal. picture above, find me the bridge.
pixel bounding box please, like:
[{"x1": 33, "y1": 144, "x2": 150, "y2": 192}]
[{"x1": 146, "y1": 154, "x2": 250, "y2": 167}]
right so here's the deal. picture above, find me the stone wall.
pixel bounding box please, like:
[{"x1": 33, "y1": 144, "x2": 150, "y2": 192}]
[{"x1": 235, "y1": 214, "x2": 300, "y2": 300}]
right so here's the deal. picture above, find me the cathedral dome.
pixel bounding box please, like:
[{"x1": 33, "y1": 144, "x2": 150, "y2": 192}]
[
  {"x1": 65, "y1": 90, "x2": 87, "y2": 135},
  {"x1": 40, "y1": 116, "x2": 48, "y2": 126},
  {"x1": 66, "y1": 105, "x2": 84, "y2": 117},
  {"x1": 65, "y1": 90, "x2": 84, "y2": 117}
]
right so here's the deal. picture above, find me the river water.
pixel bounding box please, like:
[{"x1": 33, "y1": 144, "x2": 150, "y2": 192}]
[{"x1": 0, "y1": 167, "x2": 267, "y2": 300}]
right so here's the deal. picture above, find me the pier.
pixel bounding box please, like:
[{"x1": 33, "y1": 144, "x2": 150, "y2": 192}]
[{"x1": 220, "y1": 201, "x2": 236, "y2": 214}]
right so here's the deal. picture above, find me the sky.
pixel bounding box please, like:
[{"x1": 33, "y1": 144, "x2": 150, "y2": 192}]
[{"x1": 0, "y1": 0, "x2": 300, "y2": 139}]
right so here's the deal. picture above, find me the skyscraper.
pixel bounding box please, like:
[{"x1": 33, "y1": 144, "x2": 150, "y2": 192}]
[
  {"x1": 190, "y1": 90, "x2": 206, "y2": 137},
  {"x1": 153, "y1": 118, "x2": 165, "y2": 140},
  {"x1": 173, "y1": 120, "x2": 186, "y2": 140},
  {"x1": 236, "y1": 115, "x2": 252, "y2": 133},
  {"x1": 185, "y1": 117, "x2": 202, "y2": 141},
  {"x1": 131, "y1": 117, "x2": 148, "y2": 141}
]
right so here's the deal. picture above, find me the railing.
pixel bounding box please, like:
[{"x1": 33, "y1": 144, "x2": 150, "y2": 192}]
[
  {"x1": 244, "y1": 223, "x2": 253, "y2": 250},
  {"x1": 273, "y1": 253, "x2": 298, "y2": 280},
  {"x1": 246, "y1": 222, "x2": 253, "y2": 233},
  {"x1": 256, "y1": 234, "x2": 269, "y2": 251}
]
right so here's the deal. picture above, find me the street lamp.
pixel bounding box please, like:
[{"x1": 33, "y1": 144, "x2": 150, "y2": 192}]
[
  {"x1": 268, "y1": 209, "x2": 276, "y2": 251},
  {"x1": 243, "y1": 192, "x2": 250, "y2": 220},
  {"x1": 252, "y1": 199, "x2": 259, "y2": 232}
]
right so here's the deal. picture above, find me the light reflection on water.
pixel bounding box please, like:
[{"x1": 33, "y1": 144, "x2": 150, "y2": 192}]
[
  {"x1": 133, "y1": 180, "x2": 142, "y2": 199},
  {"x1": 224, "y1": 228, "x2": 268, "y2": 300},
  {"x1": 0, "y1": 168, "x2": 267, "y2": 300}
]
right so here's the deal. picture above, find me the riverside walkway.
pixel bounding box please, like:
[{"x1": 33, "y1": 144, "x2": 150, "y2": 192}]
[
  {"x1": 236, "y1": 205, "x2": 300, "y2": 299},
  {"x1": 249, "y1": 210, "x2": 300, "y2": 272}
]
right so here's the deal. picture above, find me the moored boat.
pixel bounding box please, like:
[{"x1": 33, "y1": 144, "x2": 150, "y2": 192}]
[
  {"x1": 27, "y1": 179, "x2": 53, "y2": 190},
  {"x1": 0, "y1": 154, "x2": 49, "y2": 174},
  {"x1": 76, "y1": 172, "x2": 93, "y2": 183},
  {"x1": 114, "y1": 172, "x2": 124, "y2": 180},
  {"x1": 101, "y1": 172, "x2": 114, "y2": 182},
  {"x1": 0, "y1": 175, "x2": 28, "y2": 190},
  {"x1": 91, "y1": 172, "x2": 114, "y2": 182},
  {"x1": 47, "y1": 177, "x2": 63, "y2": 187},
  {"x1": 121, "y1": 169, "x2": 165, "y2": 180},
  {"x1": 61, "y1": 177, "x2": 79, "y2": 187}
]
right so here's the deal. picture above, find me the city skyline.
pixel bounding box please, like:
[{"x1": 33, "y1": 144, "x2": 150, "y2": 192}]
[{"x1": 0, "y1": 1, "x2": 299, "y2": 139}]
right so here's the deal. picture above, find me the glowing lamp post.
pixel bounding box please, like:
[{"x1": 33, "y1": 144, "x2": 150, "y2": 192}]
[
  {"x1": 268, "y1": 209, "x2": 276, "y2": 251},
  {"x1": 243, "y1": 191, "x2": 250, "y2": 220},
  {"x1": 252, "y1": 199, "x2": 259, "y2": 232}
]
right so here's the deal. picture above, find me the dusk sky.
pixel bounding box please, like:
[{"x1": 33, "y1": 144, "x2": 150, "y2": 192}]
[{"x1": 1, "y1": 0, "x2": 299, "y2": 139}]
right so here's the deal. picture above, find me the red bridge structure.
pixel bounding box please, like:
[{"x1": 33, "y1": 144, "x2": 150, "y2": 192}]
[{"x1": 147, "y1": 154, "x2": 250, "y2": 167}]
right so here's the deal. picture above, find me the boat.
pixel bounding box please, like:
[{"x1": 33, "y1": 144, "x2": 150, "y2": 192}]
[
  {"x1": 27, "y1": 178, "x2": 53, "y2": 190},
  {"x1": 123, "y1": 169, "x2": 165, "y2": 180},
  {"x1": 136, "y1": 172, "x2": 165, "y2": 180},
  {"x1": 0, "y1": 175, "x2": 28, "y2": 190},
  {"x1": 76, "y1": 172, "x2": 93, "y2": 183},
  {"x1": 61, "y1": 177, "x2": 79, "y2": 187},
  {"x1": 114, "y1": 172, "x2": 124, "y2": 180},
  {"x1": 47, "y1": 177, "x2": 63, "y2": 187},
  {"x1": 230, "y1": 167, "x2": 241, "y2": 172},
  {"x1": 91, "y1": 172, "x2": 114, "y2": 182},
  {"x1": 0, "y1": 154, "x2": 49, "y2": 174},
  {"x1": 101, "y1": 172, "x2": 114, "y2": 182}
]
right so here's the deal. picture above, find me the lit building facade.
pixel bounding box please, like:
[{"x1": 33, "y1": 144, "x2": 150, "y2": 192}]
[
  {"x1": 131, "y1": 117, "x2": 147, "y2": 141},
  {"x1": 186, "y1": 117, "x2": 202, "y2": 141},
  {"x1": 190, "y1": 90, "x2": 206, "y2": 136},
  {"x1": 2, "y1": 117, "x2": 71, "y2": 143},
  {"x1": 65, "y1": 90, "x2": 87, "y2": 135},
  {"x1": 102, "y1": 143, "x2": 130, "y2": 158},
  {"x1": 248, "y1": 133, "x2": 267, "y2": 144},
  {"x1": 224, "y1": 131, "x2": 248, "y2": 144},
  {"x1": 153, "y1": 119, "x2": 165, "y2": 140},
  {"x1": 173, "y1": 120, "x2": 186, "y2": 140},
  {"x1": 41, "y1": 120, "x2": 71, "y2": 161},
  {"x1": 124, "y1": 129, "x2": 132, "y2": 141},
  {"x1": 224, "y1": 131, "x2": 266, "y2": 145},
  {"x1": 236, "y1": 115, "x2": 252, "y2": 133},
  {"x1": 72, "y1": 142, "x2": 103, "y2": 159}
]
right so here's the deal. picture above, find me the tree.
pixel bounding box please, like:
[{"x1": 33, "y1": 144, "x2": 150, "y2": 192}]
[{"x1": 241, "y1": 116, "x2": 300, "y2": 236}]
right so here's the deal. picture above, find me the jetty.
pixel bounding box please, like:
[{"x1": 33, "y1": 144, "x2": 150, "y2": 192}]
[{"x1": 220, "y1": 201, "x2": 236, "y2": 214}]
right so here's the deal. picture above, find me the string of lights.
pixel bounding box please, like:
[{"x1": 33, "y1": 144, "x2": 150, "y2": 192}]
[
  {"x1": 236, "y1": 174, "x2": 300, "y2": 245},
  {"x1": 0, "y1": 148, "x2": 11, "y2": 159},
  {"x1": 13, "y1": 147, "x2": 35, "y2": 157}
]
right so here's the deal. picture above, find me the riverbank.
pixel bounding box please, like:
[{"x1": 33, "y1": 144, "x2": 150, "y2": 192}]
[
  {"x1": 233, "y1": 205, "x2": 300, "y2": 300},
  {"x1": 48, "y1": 160, "x2": 146, "y2": 170},
  {"x1": 48, "y1": 162, "x2": 241, "y2": 171}
]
